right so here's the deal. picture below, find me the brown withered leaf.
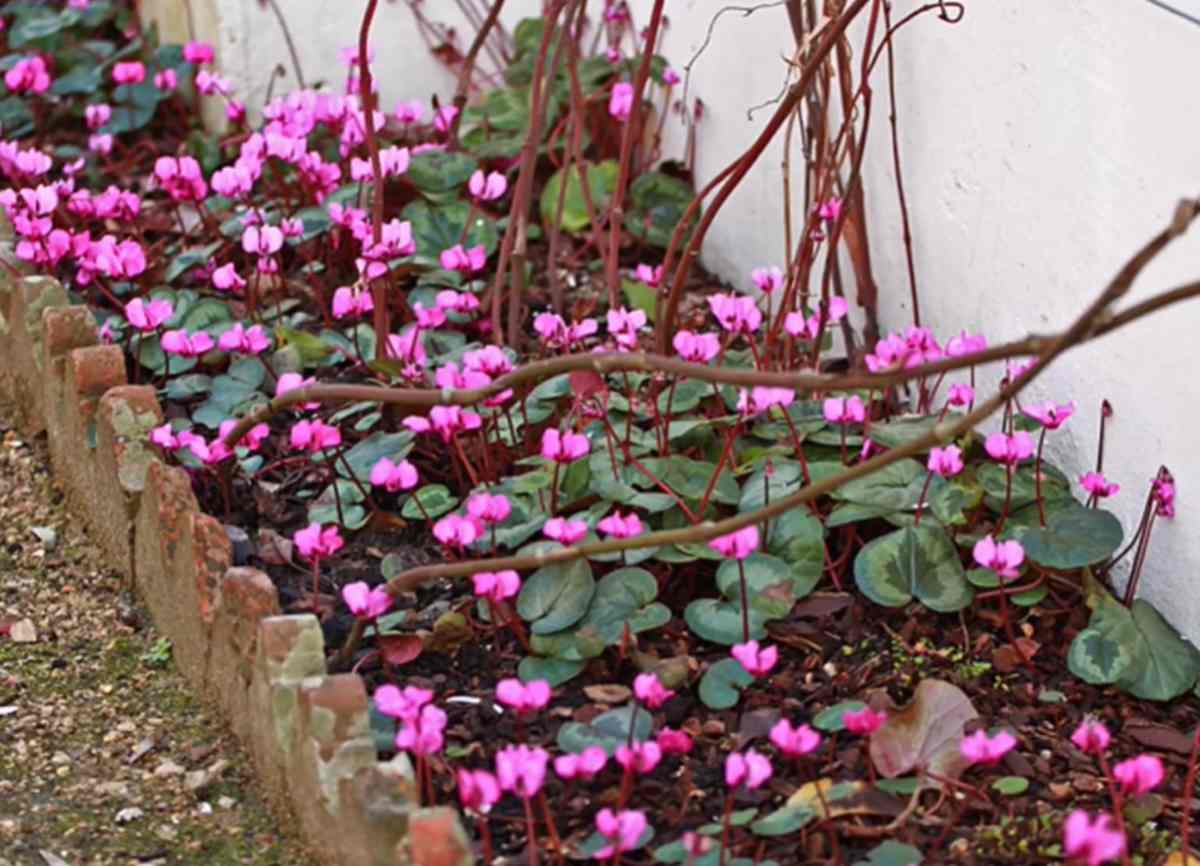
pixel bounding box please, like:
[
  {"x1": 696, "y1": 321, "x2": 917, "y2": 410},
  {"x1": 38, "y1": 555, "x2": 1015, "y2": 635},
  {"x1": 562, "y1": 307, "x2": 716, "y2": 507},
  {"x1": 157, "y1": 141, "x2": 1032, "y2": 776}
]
[
  {"x1": 869, "y1": 679, "x2": 978, "y2": 789},
  {"x1": 583, "y1": 684, "x2": 632, "y2": 704},
  {"x1": 378, "y1": 635, "x2": 423, "y2": 667},
  {"x1": 993, "y1": 638, "x2": 1040, "y2": 673}
]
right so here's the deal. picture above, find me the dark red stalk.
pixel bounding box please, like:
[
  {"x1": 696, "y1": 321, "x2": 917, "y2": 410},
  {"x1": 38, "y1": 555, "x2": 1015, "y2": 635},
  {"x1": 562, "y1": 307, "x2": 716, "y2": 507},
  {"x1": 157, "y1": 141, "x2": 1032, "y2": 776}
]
[
  {"x1": 604, "y1": 0, "x2": 668, "y2": 308},
  {"x1": 357, "y1": 0, "x2": 388, "y2": 358}
]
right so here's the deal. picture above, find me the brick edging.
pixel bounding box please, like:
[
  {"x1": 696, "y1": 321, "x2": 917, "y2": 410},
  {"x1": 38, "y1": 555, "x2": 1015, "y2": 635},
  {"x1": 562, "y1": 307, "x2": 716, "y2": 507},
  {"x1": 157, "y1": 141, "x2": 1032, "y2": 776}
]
[{"x1": 0, "y1": 267, "x2": 474, "y2": 866}]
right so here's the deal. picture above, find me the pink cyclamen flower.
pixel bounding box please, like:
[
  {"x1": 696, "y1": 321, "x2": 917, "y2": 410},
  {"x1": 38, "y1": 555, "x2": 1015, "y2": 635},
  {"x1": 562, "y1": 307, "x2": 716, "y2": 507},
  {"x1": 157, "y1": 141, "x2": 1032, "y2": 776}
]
[
  {"x1": 1152, "y1": 469, "x2": 1175, "y2": 518},
  {"x1": 737, "y1": 386, "x2": 795, "y2": 417},
  {"x1": 433, "y1": 514, "x2": 482, "y2": 549},
  {"x1": 5, "y1": 57, "x2": 51, "y2": 94},
  {"x1": 633, "y1": 672, "x2": 673, "y2": 709},
  {"x1": 472, "y1": 570, "x2": 520, "y2": 603},
  {"x1": 947, "y1": 383, "x2": 975, "y2": 406},
  {"x1": 817, "y1": 197, "x2": 842, "y2": 221},
  {"x1": 984, "y1": 431, "x2": 1036, "y2": 464},
  {"x1": 1080, "y1": 472, "x2": 1120, "y2": 499},
  {"x1": 217, "y1": 323, "x2": 270, "y2": 355},
  {"x1": 663, "y1": 67, "x2": 681, "y2": 86},
  {"x1": 593, "y1": 809, "x2": 648, "y2": 860},
  {"x1": 673, "y1": 330, "x2": 721, "y2": 364},
  {"x1": 823, "y1": 395, "x2": 867, "y2": 425},
  {"x1": 843, "y1": 706, "x2": 887, "y2": 736},
  {"x1": 751, "y1": 266, "x2": 784, "y2": 294},
  {"x1": 770, "y1": 720, "x2": 822, "y2": 758},
  {"x1": 88, "y1": 133, "x2": 113, "y2": 155},
  {"x1": 276, "y1": 372, "x2": 318, "y2": 409},
  {"x1": 1062, "y1": 811, "x2": 1126, "y2": 866},
  {"x1": 597, "y1": 510, "x2": 643, "y2": 539},
  {"x1": 374, "y1": 684, "x2": 433, "y2": 722},
  {"x1": 439, "y1": 244, "x2": 487, "y2": 275},
  {"x1": 636, "y1": 263, "x2": 663, "y2": 287},
  {"x1": 466, "y1": 492, "x2": 511, "y2": 525},
  {"x1": 708, "y1": 293, "x2": 762, "y2": 334},
  {"x1": 433, "y1": 105, "x2": 459, "y2": 133},
  {"x1": 708, "y1": 526, "x2": 759, "y2": 561},
  {"x1": 543, "y1": 517, "x2": 588, "y2": 545},
  {"x1": 468, "y1": 169, "x2": 507, "y2": 202},
  {"x1": 927, "y1": 445, "x2": 964, "y2": 478},
  {"x1": 293, "y1": 523, "x2": 344, "y2": 560},
  {"x1": 495, "y1": 744, "x2": 549, "y2": 797},
  {"x1": 1112, "y1": 755, "x2": 1164, "y2": 795},
  {"x1": 496, "y1": 678, "x2": 551, "y2": 715},
  {"x1": 395, "y1": 99, "x2": 424, "y2": 125},
  {"x1": 341, "y1": 581, "x2": 392, "y2": 619},
  {"x1": 541, "y1": 428, "x2": 590, "y2": 463},
  {"x1": 731, "y1": 641, "x2": 778, "y2": 678},
  {"x1": 85, "y1": 103, "x2": 111, "y2": 130},
  {"x1": 554, "y1": 746, "x2": 607, "y2": 781},
  {"x1": 112, "y1": 61, "x2": 146, "y2": 85},
  {"x1": 124, "y1": 298, "x2": 174, "y2": 332},
  {"x1": 457, "y1": 769, "x2": 501, "y2": 815},
  {"x1": 609, "y1": 81, "x2": 635, "y2": 121},
  {"x1": 725, "y1": 749, "x2": 773, "y2": 789},
  {"x1": 1070, "y1": 719, "x2": 1112, "y2": 757},
  {"x1": 1022, "y1": 400, "x2": 1076, "y2": 430},
  {"x1": 289, "y1": 419, "x2": 342, "y2": 452},
  {"x1": 183, "y1": 41, "x2": 215, "y2": 64},
  {"x1": 656, "y1": 727, "x2": 693, "y2": 755},
  {"x1": 154, "y1": 68, "x2": 177, "y2": 91},
  {"x1": 973, "y1": 535, "x2": 1025, "y2": 581},
  {"x1": 615, "y1": 741, "x2": 662, "y2": 775},
  {"x1": 960, "y1": 729, "x2": 1017, "y2": 767},
  {"x1": 212, "y1": 263, "x2": 246, "y2": 293},
  {"x1": 369, "y1": 457, "x2": 419, "y2": 492},
  {"x1": 395, "y1": 703, "x2": 447, "y2": 756},
  {"x1": 160, "y1": 329, "x2": 215, "y2": 357}
]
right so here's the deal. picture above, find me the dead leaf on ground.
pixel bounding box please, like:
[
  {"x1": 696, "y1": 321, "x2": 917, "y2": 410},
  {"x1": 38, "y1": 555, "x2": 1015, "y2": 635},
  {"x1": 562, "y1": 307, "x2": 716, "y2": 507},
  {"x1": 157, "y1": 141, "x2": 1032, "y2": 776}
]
[
  {"x1": 785, "y1": 778, "x2": 902, "y2": 821},
  {"x1": 255, "y1": 527, "x2": 293, "y2": 565},
  {"x1": 792, "y1": 592, "x2": 854, "y2": 619},
  {"x1": 993, "y1": 638, "x2": 1040, "y2": 673},
  {"x1": 583, "y1": 684, "x2": 631, "y2": 704},
  {"x1": 1125, "y1": 720, "x2": 1194, "y2": 755},
  {"x1": 378, "y1": 634, "x2": 423, "y2": 666},
  {"x1": 869, "y1": 678, "x2": 979, "y2": 789}
]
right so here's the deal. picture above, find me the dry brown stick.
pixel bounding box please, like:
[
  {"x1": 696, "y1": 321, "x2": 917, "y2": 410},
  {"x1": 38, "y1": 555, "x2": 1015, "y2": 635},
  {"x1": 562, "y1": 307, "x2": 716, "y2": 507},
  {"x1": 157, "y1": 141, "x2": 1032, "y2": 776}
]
[
  {"x1": 447, "y1": 0, "x2": 508, "y2": 146},
  {"x1": 656, "y1": 0, "x2": 871, "y2": 353}
]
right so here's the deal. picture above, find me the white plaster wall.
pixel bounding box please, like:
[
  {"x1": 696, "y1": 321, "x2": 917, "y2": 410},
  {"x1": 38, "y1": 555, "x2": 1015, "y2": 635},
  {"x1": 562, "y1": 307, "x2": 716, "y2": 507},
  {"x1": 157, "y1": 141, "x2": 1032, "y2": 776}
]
[{"x1": 145, "y1": 0, "x2": 1200, "y2": 641}]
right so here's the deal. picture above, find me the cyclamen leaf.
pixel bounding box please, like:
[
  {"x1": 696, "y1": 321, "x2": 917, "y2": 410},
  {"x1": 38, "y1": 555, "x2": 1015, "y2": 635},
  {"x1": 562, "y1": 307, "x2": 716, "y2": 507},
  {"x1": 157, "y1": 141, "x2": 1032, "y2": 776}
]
[
  {"x1": 517, "y1": 558, "x2": 595, "y2": 635},
  {"x1": 853, "y1": 525, "x2": 973, "y2": 612}
]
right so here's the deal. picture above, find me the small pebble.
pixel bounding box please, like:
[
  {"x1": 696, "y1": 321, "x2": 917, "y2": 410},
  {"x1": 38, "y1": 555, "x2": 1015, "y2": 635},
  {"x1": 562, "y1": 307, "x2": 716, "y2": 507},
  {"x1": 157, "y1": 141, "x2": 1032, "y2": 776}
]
[{"x1": 114, "y1": 806, "x2": 143, "y2": 824}]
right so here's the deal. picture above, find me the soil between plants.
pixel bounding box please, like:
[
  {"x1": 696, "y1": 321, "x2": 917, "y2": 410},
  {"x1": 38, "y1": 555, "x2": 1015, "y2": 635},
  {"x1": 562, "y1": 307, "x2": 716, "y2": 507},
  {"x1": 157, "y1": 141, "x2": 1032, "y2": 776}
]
[
  {"x1": 0, "y1": 412, "x2": 310, "y2": 866},
  {"x1": 258, "y1": 526, "x2": 1200, "y2": 865}
]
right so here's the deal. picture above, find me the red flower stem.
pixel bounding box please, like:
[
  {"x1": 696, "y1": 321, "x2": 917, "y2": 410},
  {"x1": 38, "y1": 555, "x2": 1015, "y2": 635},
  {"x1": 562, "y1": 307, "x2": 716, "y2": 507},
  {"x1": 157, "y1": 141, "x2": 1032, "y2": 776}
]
[
  {"x1": 1034, "y1": 427, "x2": 1047, "y2": 527},
  {"x1": 523, "y1": 794, "x2": 540, "y2": 866},
  {"x1": 549, "y1": 460, "x2": 561, "y2": 516},
  {"x1": 912, "y1": 469, "x2": 934, "y2": 527},
  {"x1": 1097, "y1": 753, "x2": 1133, "y2": 866},
  {"x1": 476, "y1": 815, "x2": 494, "y2": 865},
  {"x1": 1181, "y1": 727, "x2": 1199, "y2": 862},
  {"x1": 718, "y1": 792, "x2": 735, "y2": 866},
  {"x1": 779, "y1": 411, "x2": 813, "y2": 486},
  {"x1": 738, "y1": 559, "x2": 750, "y2": 644},
  {"x1": 536, "y1": 789, "x2": 563, "y2": 858},
  {"x1": 700, "y1": 424, "x2": 740, "y2": 515},
  {"x1": 605, "y1": 0, "x2": 668, "y2": 307}
]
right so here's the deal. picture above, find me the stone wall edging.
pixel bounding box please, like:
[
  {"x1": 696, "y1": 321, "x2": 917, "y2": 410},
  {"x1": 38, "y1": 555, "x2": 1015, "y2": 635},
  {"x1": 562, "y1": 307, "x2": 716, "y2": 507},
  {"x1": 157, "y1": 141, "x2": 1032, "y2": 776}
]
[{"x1": 0, "y1": 267, "x2": 473, "y2": 866}]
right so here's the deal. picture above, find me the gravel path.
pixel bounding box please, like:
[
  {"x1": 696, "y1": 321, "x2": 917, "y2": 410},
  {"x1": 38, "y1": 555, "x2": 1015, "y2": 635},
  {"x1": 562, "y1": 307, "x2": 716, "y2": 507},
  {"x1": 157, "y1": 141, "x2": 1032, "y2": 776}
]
[{"x1": 0, "y1": 417, "x2": 310, "y2": 866}]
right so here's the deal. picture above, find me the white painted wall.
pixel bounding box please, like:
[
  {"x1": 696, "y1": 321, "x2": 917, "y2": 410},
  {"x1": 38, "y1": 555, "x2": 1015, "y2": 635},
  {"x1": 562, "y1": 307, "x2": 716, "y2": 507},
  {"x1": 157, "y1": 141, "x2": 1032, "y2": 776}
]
[{"x1": 145, "y1": 0, "x2": 1200, "y2": 641}]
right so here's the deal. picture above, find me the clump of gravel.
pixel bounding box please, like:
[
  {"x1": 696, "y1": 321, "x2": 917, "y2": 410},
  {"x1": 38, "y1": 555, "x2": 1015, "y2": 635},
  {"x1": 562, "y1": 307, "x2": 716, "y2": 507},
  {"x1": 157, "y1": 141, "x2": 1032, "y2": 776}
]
[{"x1": 0, "y1": 419, "x2": 310, "y2": 866}]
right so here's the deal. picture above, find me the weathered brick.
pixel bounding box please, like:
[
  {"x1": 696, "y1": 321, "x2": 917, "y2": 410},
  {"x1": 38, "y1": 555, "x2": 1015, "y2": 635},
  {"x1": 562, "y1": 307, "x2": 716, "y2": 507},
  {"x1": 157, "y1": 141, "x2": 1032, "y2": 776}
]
[{"x1": 209, "y1": 567, "x2": 281, "y2": 740}]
